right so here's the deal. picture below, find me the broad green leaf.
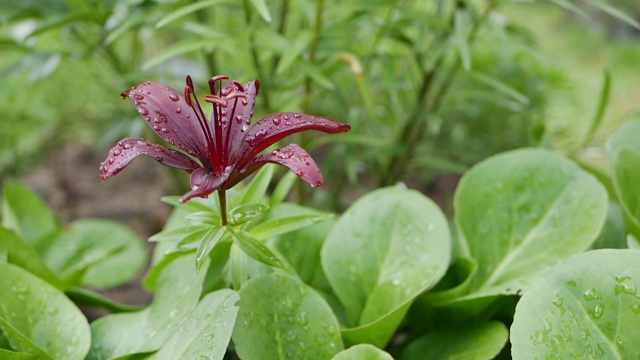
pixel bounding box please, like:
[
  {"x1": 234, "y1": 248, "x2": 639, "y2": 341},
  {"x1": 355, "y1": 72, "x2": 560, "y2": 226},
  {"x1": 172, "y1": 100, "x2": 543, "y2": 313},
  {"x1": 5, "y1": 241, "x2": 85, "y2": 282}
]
[
  {"x1": 611, "y1": 147, "x2": 640, "y2": 239},
  {"x1": 155, "y1": 0, "x2": 230, "y2": 28},
  {"x1": 628, "y1": 234, "x2": 640, "y2": 250},
  {"x1": 0, "y1": 227, "x2": 63, "y2": 289},
  {"x1": 104, "y1": 11, "x2": 147, "y2": 45},
  {"x1": 1, "y1": 181, "x2": 58, "y2": 250},
  {"x1": 232, "y1": 273, "x2": 343, "y2": 360},
  {"x1": 607, "y1": 120, "x2": 640, "y2": 154},
  {"x1": 274, "y1": 216, "x2": 336, "y2": 289},
  {"x1": 322, "y1": 188, "x2": 451, "y2": 347},
  {"x1": 88, "y1": 253, "x2": 207, "y2": 359},
  {"x1": 511, "y1": 249, "x2": 640, "y2": 359},
  {"x1": 149, "y1": 289, "x2": 239, "y2": 360},
  {"x1": 0, "y1": 262, "x2": 90, "y2": 360},
  {"x1": 455, "y1": 149, "x2": 607, "y2": 299},
  {"x1": 401, "y1": 321, "x2": 508, "y2": 360},
  {"x1": 331, "y1": 344, "x2": 393, "y2": 360},
  {"x1": 229, "y1": 229, "x2": 286, "y2": 270},
  {"x1": 0, "y1": 349, "x2": 37, "y2": 359},
  {"x1": 42, "y1": 219, "x2": 146, "y2": 289},
  {"x1": 591, "y1": 202, "x2": 627, "y2": 250}
]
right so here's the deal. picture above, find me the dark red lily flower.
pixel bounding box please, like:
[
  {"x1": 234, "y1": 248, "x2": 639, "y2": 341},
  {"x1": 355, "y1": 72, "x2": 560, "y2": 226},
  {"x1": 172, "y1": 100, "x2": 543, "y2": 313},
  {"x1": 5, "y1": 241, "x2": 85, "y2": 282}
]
[{"x1": 99, "y1": 75, "x2": 350, "y2": 205}]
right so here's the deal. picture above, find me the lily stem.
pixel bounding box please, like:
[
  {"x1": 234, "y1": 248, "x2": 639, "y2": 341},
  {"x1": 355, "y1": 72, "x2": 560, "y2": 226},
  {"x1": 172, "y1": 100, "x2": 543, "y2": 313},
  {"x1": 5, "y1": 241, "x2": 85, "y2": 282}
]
[{"x1": 218, "y1": 190, "x2": 228, "y2": 226}]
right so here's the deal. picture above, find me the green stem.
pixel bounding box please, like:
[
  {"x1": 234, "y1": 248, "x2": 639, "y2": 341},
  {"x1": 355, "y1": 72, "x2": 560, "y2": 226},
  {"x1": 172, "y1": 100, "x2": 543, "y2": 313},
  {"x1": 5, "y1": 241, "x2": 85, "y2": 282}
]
[{"x1": 218, "y1": 190, "x2": 228, "y2": 226}]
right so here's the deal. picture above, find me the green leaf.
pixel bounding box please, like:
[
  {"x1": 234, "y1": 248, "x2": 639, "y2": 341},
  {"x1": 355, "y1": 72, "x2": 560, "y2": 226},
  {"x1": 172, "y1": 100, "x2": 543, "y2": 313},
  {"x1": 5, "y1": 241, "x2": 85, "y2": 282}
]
[
  {"x1": 186, "y1": 211, "x2": 221, "y2": 226},
  {"x1": 455, "y1": 149, "x2": 608, "y2": 299},
  {"x1": 142, "y1": 40, "x2": 217, "y2": 70},
  {"x1": 232, "y1": 273, "x2": 343, "y2": 360},
  {"x1": 321, "y1": 187, "x2": 451, "y2": 346},
  {"x1": 607, "y1": 120, "x2": 640, "y2": 154},
  {"x1": 274, "y1": 216, "x2": 336, "y2": 289},
  {"x1": 195, "y1": 226, "x2": 227, "y2": 271},
  {"x1": 229, "y1": 229, "x2": 286, "y2": 269},
  {"x1": 249, "y1": 0, "x2": 272, "y2": 22},
  {"x1": 1, "y1": 181, "x2": 58, "y2": 250},
  {"x1": 42, "y1": 219, "x2": 146, "y2": 289},
  {"x1": 66, "y1": 287, "x2": 145, "y2": 313},
  {"x1": 156, "y1": 0, "x2": 230, "y2": 28},
  {"x1": 299, "y1": 59, "x2": 335, "y2": 90},
  {"x1": 148, "y1": 289, "x2": 239, "y2": 360},
  {"x1": 87, "y1": 253, "x2": 207, "y2": 359},
  {"x1": 228, "y1": 203, "x2": 269, "y2": 226},
  {"x1": 0, "y1": 262, "x2": 90, "y2": 360},
  {"x1": 249, "y1": 204, "x2": 332, "y2": 241},
  {"x1": 453, "y1": 9, "x2": 471, "y2": 71},
  {"x1": 0, "y1": 349, "x2": 38, "y2": 359},
  {"x1": 149, "y1": 225, "x2": 209, "y2": 242},
  {"x1": 585, "y1": 0, "x2": 640, "y2": 29},
  {"x1": 470, "y1": 72, "x2": 530, "y2": 106},
  {"x1": 401, "y1": 321, "x2": 508, "y2": 360},
  {"x1": 585, "y1": 71, "x2": 610, "y2": 142},
  {"x1": 331, "y1": 344, "x2": 393, "y2": 360},
  {"x1": 611, "y1": 147, "x2": 640, "y2": 239},
  {"x1": 511, "y1": 249, "x2": 640, "y2": 358},
  {"x1": 238, "y1": 160, "x2": 274, "y2": 206},
  {"x1": 270, "y1": 172, "x2": 298, "y2": 206},
  {"x1": 276, "y1": 30, "x2": 312, "y2": 74},
  {"x1": 0, "y1": 227, "x2": 63, "y2": 289}
]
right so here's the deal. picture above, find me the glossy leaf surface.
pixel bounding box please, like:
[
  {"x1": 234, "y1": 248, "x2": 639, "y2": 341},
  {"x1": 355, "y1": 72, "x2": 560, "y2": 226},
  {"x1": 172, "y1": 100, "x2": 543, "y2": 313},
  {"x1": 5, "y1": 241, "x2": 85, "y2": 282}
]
[
  {"x1": 233, "y1": 273, "x2": 343, "y2": 360},
  {"x1": 0, "y1": 262, "x2": 90, "y2": 360},
  {"x1": 322, "y1": 187, "x2": 450, "y2": 346},
  {"x1": 455, "y1": 149, "x2": 607, "y2": 299},
  {"x1": 511, "y1": 249, "x2": 640, "y2": 359}
]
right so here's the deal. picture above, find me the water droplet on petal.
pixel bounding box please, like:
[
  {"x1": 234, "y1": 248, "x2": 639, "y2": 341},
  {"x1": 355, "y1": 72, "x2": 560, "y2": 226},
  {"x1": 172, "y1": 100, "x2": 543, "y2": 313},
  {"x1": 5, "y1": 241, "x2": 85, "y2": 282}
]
[
  {"x1": 113, "y1": 149, "x2": 122, "y2": 156},
  {"x1": 293, "y1": 113, "x2": 302, "y2": 119},
  {"x1": 108, "y1": 158, "x2": 115, "y2": 165},
  {"x1": 296, "y1": 170, "x2": 305, "y2": 177},
  {"x1": 153, "y1": 125, "x2": 161, "y2": 131},
  {"x1": 236, "y1": 115, "x2": 243, "y2": 124},
  {"x1": 133, "y1": 94, "x2": 144, "y2": 101},
  {"x1": 176, "y1": 107, "x2": 182, "y2": 114},
  {"x1": 169, "y1": 94, "x2": 180, "y2": 102},
  {"x1": 272, "y1": 117, "x2": 281, "y2": 125}
]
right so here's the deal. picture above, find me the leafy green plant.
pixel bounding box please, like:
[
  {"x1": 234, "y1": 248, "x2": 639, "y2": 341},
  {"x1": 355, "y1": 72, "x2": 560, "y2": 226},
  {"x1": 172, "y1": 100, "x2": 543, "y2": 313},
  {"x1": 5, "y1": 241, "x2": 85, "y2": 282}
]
[{"x1": 4, "y1": 141, "x2": 640, "y2": 358}]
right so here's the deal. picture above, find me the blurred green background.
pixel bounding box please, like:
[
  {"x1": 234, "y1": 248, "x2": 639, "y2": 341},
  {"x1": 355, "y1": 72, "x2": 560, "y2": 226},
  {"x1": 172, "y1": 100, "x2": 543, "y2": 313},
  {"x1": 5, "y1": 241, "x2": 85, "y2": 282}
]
[{"x1": 1, "y1": 0, "x2": 638, "y2": 211}]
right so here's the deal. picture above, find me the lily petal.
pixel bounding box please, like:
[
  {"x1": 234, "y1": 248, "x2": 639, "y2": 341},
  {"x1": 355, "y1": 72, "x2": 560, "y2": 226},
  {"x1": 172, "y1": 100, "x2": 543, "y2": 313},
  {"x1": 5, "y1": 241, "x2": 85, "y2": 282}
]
[
  {"x1": 217, "y1": 80, "x2": 259, "y2": 163},
  {"x1": 233, "y1": 144, "x2": 323, "y2": 189},
  {"x1": 234, "y1": 113, "x2": 350, "y2": 169},
  {"x1": 122, "y1": 81, "x2": 210, "y2": 162},
  {"x1": 99, "y1": 138, "x2": 201, "y2": 180},
  {"x1": 180, "y1": 166, "x2": 233, "y2": 203}
]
